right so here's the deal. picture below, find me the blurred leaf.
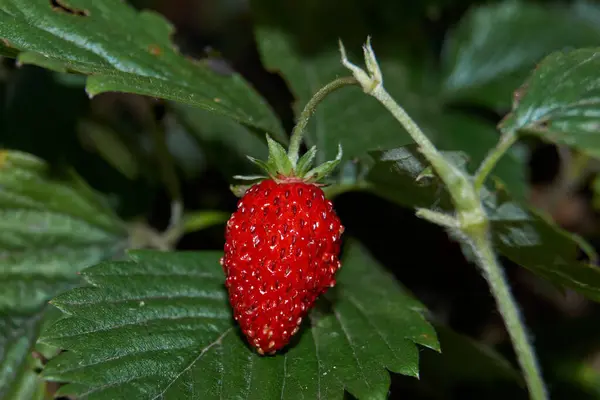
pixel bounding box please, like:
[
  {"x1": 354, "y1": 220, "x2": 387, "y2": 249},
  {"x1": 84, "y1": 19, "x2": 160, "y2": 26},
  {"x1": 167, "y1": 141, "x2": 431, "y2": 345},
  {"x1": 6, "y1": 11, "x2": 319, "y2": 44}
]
[
  {"x1": 442, "y1": 2, "x2": 600, "y2": 109},
  {"x1": 0, "y1": 314, "x2": 45, "y2": 400},
  {"x1": 183, "y1": 210, "x2": 229, "y2": 233},
  {"x1": 3, "y1": 353, "x2": 46, "y2": 400},
  {"x1": 421, "y1": 324, "x2": 521, "y2": 385},
  {"x1": 572, "y1": 0, "x2": 600, "y2": 27},
  {"x1": 78, "y1": 120, "x2": 140, "y2": 180},
  {"x1": 0, "y1": 0, "x2": 284, "y2": 138},
  {"x1": 425, "y1": 113, "x2": 528, "y2": 200},
  {"x1": 593, "y1": 175, "x2": 600, "y2": 211},
  {"x1": 41, "y1": 241, "x2": 438, "y2": 399},
  {"x1": 254, "y1": 25, "x2": 419, "y2": 163},
  {"x1": 162, "y1": 115, "x2": 206, "y2": 179},
  {"x1": 0, "y1": 150, "x2": 127, "y2": 399},
  {"x1": 0, "y1": 66, "x2": 153, "y2": 219},
  {"x1": 500, "y1": 48, "x2": 600, "y2": 158},
  {"x1": 367, "y1": 145, "x2": 600, "y2": 302},
  {"x1": 171, "y1": 103, "x2": 268, "y2": 178}
]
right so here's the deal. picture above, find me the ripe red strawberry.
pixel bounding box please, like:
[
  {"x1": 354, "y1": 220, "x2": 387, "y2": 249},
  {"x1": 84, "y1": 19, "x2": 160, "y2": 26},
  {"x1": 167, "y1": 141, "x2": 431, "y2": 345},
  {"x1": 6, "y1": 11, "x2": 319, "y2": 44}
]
[{"x1": 222, "y1": 136, "x2": 344, "y2": 355}]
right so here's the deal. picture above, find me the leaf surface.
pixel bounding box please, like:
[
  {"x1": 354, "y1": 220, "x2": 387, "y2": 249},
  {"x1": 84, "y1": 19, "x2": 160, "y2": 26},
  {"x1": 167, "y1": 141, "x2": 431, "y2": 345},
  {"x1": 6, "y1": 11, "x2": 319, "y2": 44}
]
[
  {"x1": 500, "y1": 48, "x2": 600, "y2": 158},
  {"x1": 442, "y1": 2, "x2": 600, "y2": 109},
  {"x1": 0, "y1": 150, "x2": 127, "y2": 399},
  {"x1": 0, "y1": 0, "x2": 283, "y2": 137}
]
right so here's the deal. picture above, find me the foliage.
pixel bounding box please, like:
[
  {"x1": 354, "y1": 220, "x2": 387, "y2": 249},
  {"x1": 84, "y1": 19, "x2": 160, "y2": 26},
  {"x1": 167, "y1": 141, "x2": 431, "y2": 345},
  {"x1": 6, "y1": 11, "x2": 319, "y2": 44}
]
[{"x1": 0, "y1": 0, "x2": 600, "y2": 399}]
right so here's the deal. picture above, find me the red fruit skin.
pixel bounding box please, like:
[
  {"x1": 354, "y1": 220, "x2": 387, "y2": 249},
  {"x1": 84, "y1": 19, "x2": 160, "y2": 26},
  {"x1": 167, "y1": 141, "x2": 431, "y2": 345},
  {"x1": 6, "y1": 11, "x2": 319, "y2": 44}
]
[{"x1": 222, "y1": 179, "x2": 344, "y2": 355}]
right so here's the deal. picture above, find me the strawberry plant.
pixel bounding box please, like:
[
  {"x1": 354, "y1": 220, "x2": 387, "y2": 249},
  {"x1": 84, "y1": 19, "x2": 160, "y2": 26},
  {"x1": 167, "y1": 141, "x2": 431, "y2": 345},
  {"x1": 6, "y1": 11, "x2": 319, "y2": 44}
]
[{"x1": 3, "y1": 0, "x2": 600, "y2": 399}]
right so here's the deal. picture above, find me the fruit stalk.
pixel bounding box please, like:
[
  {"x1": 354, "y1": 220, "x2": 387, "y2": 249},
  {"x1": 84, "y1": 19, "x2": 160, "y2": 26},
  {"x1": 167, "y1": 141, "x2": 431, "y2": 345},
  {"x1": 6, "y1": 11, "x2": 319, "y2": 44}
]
[
  {"x1": 287, "y1": 76, "x2": 358, "y2": 166},
  {"x1": 474, "y1": 130, "x2": 518, "y2": 192}
]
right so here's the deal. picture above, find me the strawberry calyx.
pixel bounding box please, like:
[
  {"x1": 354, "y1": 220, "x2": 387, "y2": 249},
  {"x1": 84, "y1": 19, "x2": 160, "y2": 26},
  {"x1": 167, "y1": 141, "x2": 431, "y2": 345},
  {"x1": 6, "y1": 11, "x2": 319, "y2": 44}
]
[{"x1": 231, "y1": 134, "x2": 342, "y2": 196}]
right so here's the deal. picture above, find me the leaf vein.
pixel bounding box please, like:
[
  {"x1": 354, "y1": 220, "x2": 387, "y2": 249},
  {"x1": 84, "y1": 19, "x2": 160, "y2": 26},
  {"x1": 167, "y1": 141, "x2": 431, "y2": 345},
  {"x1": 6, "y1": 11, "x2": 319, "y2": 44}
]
[{"x1": 153, "y1": 327, "x2": 234, "y2": 399}]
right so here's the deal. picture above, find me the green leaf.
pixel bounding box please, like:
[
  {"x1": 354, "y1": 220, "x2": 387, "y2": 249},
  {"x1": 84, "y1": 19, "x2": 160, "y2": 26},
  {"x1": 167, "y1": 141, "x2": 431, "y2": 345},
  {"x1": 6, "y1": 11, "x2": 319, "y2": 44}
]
[
  {"x1": 0, "y1": 314, "x2": 45, "y2": 400},
  {"x1": 254, "y1": 26, "x2": 417, "y2": 163},
  {"x1": 500, "y1": 48, "x2": 600, "y2": 158},
  {"x1": 182, "y1": 210, "x2": 229, "y2": 234},
  {"x1": 425, "y1": 113, "x2": 528, "y2": 200},
  {"x1": 2, "y1": 310, "x2": 62, "y2": 400},
  {"x1": 41, "y1": 241, "x2": 438, "y2": 399},
  {"x1": 442, "y1": 2, "x2": 600, "y2": 109},
  {"x1": 421, "y1": 324, "x2": 521, "y2": 386},
  {"x1": 77, "y1": 120, "x2": 141, "y2": 180},
  {"x1": 0, "y1": 150, "x2": 127, "y2": 399},
  {"x1": 170, "y1": 103, "x2": 273, "y2": 178},
  {"x1": 367, "y1": 145, "x2": 600, "y2": 302},
  {"x1": 0, "y1": 0, "x2": 283, "y2": 136},
  {"x1": 6, "y1": 356, "x2": 46, "y2": 400}
]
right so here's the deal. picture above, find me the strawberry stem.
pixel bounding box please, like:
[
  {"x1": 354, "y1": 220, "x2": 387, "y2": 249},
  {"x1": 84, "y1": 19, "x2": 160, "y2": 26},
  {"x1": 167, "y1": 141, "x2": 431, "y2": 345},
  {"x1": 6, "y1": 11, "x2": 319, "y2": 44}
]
[
  {"x1": 287, "y1": 76, "x2": 358, "y2": 167},
  {"x1": 341, "y1": 38, "x2": 548, "y2": 400}
]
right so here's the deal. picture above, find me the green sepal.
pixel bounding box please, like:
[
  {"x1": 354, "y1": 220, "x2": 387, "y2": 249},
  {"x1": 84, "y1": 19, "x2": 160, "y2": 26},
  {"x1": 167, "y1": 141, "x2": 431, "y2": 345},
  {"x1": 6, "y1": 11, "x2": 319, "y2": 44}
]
[
  {"x1": 230, "y1": 184, "x2": 253, "y2": 197},
  {"x1": 232, "y1": 175, "x2": 267, "y2": 181},
  {"x1": 416, "y1": 166, "x2": 435, "y2": 183},
  {"x1": 296, "y1": 145, "x2": 317, "y2": 176},
  {"x1": 235, "y1": 137, "x2": 343, "y2": 186},
  {"x1": 265, "y1": 135, "x2": 293, "y2": 176},
  {"x1": 246, "y1": 156, "x2": 271, "y2": 175},
  {"x1": 305, "y1": 144, "x2": 343, "y2": 181}
]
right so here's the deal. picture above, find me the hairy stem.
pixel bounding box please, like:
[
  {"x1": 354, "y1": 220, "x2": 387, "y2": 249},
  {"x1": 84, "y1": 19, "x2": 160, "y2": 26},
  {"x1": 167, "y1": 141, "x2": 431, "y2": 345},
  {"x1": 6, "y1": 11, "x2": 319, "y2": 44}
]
[
  {"x1": 470, "y1": 232, "x2": 547, "y2": 400},
  {"x1": 339, "y1": 38, "x2": 548, "y2": 399},
  {"x1": 287, "y1": 77, "x2": 358, "y2": 166},
  {"x1": 370, "y1": 86, "x2": 480, "y2": 216},
  {"x1": 474, "y1": 131, "x2": 518, "y2": 191}
]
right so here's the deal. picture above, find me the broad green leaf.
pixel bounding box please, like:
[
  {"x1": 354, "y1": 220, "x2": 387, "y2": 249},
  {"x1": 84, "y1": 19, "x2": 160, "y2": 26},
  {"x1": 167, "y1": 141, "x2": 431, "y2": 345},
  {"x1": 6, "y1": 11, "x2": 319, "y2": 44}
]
[
  {"x1": 500, "y1": 48, "x2": 600, "y2": 158},
  {"x1": 41, "y1": 241, "x2": 438, "y2": 400},
  {"x1": 255, "y1": 26, "x2": 417, "y2": 163},
  {"x1": 0, "y1": 0, "x2": 283, "y2": 138},
  {"x1": 367, "y1": 145, "x2": 600, "y2": 302},
  {"x1": 0, "y1": 150, "x2": 127, "y2": 399},
  {"x1": 442, "y1": 2, "x2": 600, "y2": 109}
]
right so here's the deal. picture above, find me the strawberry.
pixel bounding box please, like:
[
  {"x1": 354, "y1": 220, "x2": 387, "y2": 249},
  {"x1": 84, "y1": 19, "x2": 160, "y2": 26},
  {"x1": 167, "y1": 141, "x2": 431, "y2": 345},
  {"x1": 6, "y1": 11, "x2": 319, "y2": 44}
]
[{"x1": 222, "y1": 136, "x2": 344, "y2": 355}]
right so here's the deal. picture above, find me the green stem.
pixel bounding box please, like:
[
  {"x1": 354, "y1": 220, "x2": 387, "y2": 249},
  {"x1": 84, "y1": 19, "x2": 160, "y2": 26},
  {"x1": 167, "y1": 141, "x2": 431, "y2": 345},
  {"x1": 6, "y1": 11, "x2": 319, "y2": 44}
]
[
  {"x1": 372, "y1": 84, "x2": 547, "y2": 400},
  {"x1": 288, "y1": 76, "x2": 358, "y2": 166},
  {"x1": 339, "y1": 40, "x2": 547, "y2": 398},
  {"x1": 370, "y1": 86, "x2": 480, "y2": 216},
  {"x1": 469, "y1": 232, "x2": 547, "y2": 400},
  {"x1": 474, "y1": 131, "x2": 518, "y2": 192}
]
